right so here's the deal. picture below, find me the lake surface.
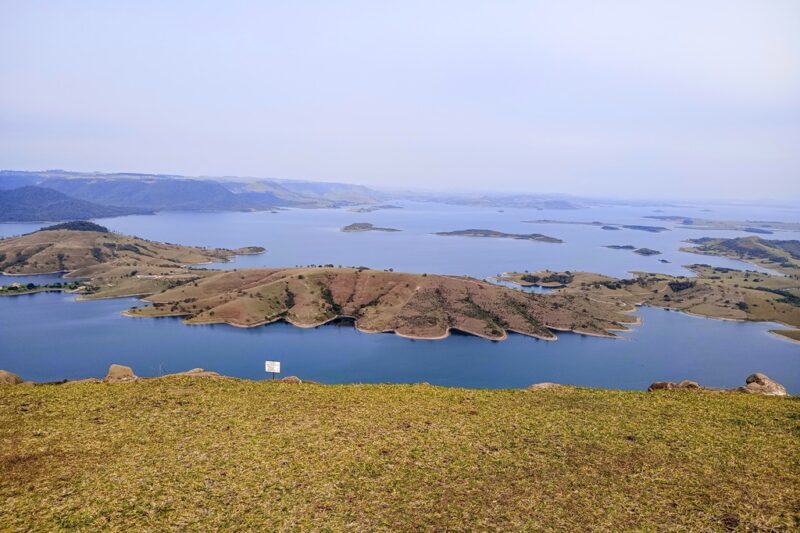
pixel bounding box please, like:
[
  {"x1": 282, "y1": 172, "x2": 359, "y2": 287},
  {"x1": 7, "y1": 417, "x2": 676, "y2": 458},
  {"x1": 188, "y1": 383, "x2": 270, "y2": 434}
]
[
  {"x1": 1, "y1": 201, "x2": 798, "y2": 389},
  {"x1": 1, "y1": 291, "x2": 797, "y2": 392},
  {"x1": 4, "y1": 202, "x2": 798, "y2": 279}
]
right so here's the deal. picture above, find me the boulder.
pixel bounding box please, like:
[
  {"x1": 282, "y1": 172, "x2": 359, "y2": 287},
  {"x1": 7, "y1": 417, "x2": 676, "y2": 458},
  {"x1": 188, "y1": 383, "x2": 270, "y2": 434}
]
[
  {"x1": 173, "y1": 368, "x2": 221, "y2": 378},
  {"x1": 0, "y1": 370, "x2": 23, "y2": 385},
  {"x1": 677, "y1": 380, "x2": 701, "y2": 390},
  {"x1": 63, "y1": 378, "x2": 102, "y2": 385},
  {"x1": 527, "y1": 382, "x2": 566, "y2": 391},
  {"x1": 104, "y1": 364, "x2": 137, "y2": 383},
  {"x1": 647, "y1": 381, "x2": 675, "y2": 391},
  {"x1": 740, "y1": 373, "x2": 788, "y2": 396},
  {"x1": 279, "y1": 376, "x2": 303, "y2": 384}
]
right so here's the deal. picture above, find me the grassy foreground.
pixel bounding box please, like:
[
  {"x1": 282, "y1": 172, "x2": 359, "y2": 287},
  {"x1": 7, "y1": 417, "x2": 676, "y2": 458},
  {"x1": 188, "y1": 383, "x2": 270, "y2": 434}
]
[{"x1": 1, "y1": 379, "x2": 798, "y2": 531}]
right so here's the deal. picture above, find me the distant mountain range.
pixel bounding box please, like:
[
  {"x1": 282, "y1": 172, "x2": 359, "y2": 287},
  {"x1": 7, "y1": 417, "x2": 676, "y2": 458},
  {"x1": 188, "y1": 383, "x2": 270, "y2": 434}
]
[
  {"x1": 0, "y1": 169, "x2": 587, "y2": 222},
  {"x1": 0, "y1": 186, "x2": 151, "y2": 222},
  {"x1": 0, "y1": 170, "x2": 390, "y2": 222}
]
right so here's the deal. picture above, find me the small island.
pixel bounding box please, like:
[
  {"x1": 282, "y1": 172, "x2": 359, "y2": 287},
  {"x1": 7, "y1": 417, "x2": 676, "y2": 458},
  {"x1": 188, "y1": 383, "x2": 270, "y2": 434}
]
[
  {"x1": 347, "y1": 204, "x2": 402, "y2": 213},
  {"x1": 341, "y1": 222, "x2": 401, "y2": 232},
  {"x1": 604, "y1": 245, "x2": 661, "y2": 256},
  {"x1": 524, "y1": 220, "x2": 668, "y2": 232},
  {"x1": 434, "y1": 229, "x2": 563, "y2": 243},
  {"x1": 231, "y1": 246, "x2": 267, "y2": 255}
]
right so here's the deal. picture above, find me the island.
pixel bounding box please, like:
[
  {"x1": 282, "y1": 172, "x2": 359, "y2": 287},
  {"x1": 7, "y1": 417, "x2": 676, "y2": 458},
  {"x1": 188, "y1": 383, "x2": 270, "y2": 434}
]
[
  {"x1": 347, "y1": 204, "x2": 402, "y2": 213},
  {"x1": 604, "y1": 244, "x2": 661, "y2": 256},
  {"x1": 341, "y1": 222, "x2": 401, "y2": 232},
  {"x1": 434, "y1": 229, "x2": 563, "y2": 243}
]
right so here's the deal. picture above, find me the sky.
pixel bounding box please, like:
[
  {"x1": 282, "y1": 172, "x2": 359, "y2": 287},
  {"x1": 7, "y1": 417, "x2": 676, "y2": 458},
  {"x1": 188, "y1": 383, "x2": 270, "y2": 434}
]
[{"x1": 1, "y1": 1, "x2": 799, "y2": 200}]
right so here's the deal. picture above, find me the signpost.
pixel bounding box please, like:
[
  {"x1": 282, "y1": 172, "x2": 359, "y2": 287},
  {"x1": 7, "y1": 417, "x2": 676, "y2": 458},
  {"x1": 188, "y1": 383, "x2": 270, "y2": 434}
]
[{"x1": 265, "y1": 360, "x2": 281, "y2": 380}]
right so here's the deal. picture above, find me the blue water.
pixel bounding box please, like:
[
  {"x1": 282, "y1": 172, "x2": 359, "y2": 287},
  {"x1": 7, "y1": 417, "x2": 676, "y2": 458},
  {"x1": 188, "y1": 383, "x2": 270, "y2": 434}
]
[
  {"x1": 3, "y1": 202, "x2": 797, "y2": 279},
  {"x1": 1, "y1": 202, "x2": 798, "y2": 389},
  {"x1": 0, "y1": 292, "x2": 797, "y2": 391}
]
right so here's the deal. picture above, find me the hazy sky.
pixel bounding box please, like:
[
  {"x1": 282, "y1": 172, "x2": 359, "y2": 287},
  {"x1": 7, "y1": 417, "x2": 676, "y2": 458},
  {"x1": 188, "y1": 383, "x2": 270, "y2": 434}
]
[{"x1": 1, "y1": 1, "x2": 799, "y2": 199}]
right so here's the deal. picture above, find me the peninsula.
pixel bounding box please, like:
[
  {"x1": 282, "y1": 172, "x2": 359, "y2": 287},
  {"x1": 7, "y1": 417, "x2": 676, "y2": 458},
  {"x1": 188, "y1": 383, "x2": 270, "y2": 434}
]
[
  {"x1": 681, "y1": 236, "x2": 800, "y2": 276},
  {"x1": 499, "y1": 263, "x2": 800, "y2": 342},
  {"x1": 645, "y1": 215, "x2": 800, "y2": 234},
  {"x1": 0, "y1": 222, "x2": 265, "y2": 298}
]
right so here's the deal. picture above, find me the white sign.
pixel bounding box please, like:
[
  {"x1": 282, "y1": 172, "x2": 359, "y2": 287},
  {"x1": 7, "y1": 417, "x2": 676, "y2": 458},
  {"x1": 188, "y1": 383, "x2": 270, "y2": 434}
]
[{"x1": 265, "y1": 361, "x2": 281, "y2": 373}]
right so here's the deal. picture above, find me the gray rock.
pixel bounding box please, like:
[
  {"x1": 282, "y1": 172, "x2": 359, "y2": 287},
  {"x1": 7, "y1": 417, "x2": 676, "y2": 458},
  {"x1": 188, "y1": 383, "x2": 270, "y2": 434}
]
[
  {"x1": 677, "y1": 380, "x2": 701, "y2": 389},
  {"x1": 740, "y1": 373, "x2": 788, "y2": 396},
  {"x1": 647, "y1": 381, "x2": 675, "y2": 391},
  {"x1": 104, "y1": 364, "x2": 137, "y2": 383},
  {"x1": 527, "y1": 382, "x2": 566, "y2": 391},
  {"x1": 0, "y1": 370, "x2": 23, "y2": 385},
  {"x1": 279, "y1": 376, "x2": 303, "y2": 384},
  {"x1": 63, "y1": 378, "x2": 102, "y2": 385}
]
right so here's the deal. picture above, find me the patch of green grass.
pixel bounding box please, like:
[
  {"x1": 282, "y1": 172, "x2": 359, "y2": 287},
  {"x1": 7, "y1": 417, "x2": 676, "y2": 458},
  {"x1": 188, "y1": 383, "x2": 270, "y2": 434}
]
[{"x1": 1, "y1": 380, "x2": 798, "y2": 531}]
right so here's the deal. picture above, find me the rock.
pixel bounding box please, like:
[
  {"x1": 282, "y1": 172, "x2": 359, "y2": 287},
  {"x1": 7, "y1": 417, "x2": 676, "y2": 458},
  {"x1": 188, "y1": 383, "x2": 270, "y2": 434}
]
[
  {"x1": 677, "y1": 380, "x2": 701, "y2": 389},
  {"x1": 647, "y1": 381, "x2": 675, "y2": 391},
  {"x1": 173, "y1": 368, "x2": 221, "y2": 378},
  {"x1": 740, "y1": 373, "x2": 788, "y2": 396},
  {"x1": 104, "y1": 364, "x2": 137, "y2": 383},
  {"x1": 0, "y1": 370, "x2": 23, "y2": 385},
  {"x1": 279, "y1": 376, "x2": 302, "y2": 384},
  {"x1": 527, "y1": 382, "x2": 566, "y2": 391},
  {"x1": 63, "y1": 378, "x2": 102, "y2": 385}
]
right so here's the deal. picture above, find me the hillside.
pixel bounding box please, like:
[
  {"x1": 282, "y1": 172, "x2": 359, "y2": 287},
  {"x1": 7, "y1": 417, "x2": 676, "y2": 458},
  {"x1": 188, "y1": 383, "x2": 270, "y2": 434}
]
[
  {"x1": 40, "y1": 177, "x2": 275, "y2": 212},
  {"x1": 126, "y1": 267, "x2": 636, "y2": 340},
  {"x1": 0, "y1": 226, "x2": 264, "y2": 298},
  {"x1": 1, "y1": 378, "x2": 797, "y2": 531},
  {"x1": 0, "y1": 186, "x2": 150, "y2": 222}
]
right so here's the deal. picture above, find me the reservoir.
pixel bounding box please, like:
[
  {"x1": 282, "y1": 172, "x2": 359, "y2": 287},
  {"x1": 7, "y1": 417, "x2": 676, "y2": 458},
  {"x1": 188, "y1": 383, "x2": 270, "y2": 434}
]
[{"x1": 1, "y1": 202, "x2": 798, "y2": 390}]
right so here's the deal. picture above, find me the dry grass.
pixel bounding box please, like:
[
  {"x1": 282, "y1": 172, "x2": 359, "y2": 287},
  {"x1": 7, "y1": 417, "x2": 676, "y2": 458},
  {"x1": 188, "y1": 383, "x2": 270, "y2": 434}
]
[{"x1": 1, "y1": 379, "x2": 798, "y2": 531}]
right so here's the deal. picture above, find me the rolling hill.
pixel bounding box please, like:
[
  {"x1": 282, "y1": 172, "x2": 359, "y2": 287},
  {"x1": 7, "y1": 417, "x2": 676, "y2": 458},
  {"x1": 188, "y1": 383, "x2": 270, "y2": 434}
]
[{"x1": 0, "y1": 186, "x2": 151, "y2": 222}]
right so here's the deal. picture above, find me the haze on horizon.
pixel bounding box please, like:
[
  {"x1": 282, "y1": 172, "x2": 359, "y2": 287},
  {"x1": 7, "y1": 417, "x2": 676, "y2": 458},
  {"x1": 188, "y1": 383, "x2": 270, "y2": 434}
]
[{"x1": 1, "y1": 1, "x2": 799, "y2": 201}]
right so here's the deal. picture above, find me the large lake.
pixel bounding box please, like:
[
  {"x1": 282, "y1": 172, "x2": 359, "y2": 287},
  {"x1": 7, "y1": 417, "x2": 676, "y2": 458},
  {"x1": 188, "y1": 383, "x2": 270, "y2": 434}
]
[{"x1": 1, "y1": 202, "x2": 798, "y2": 390}]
